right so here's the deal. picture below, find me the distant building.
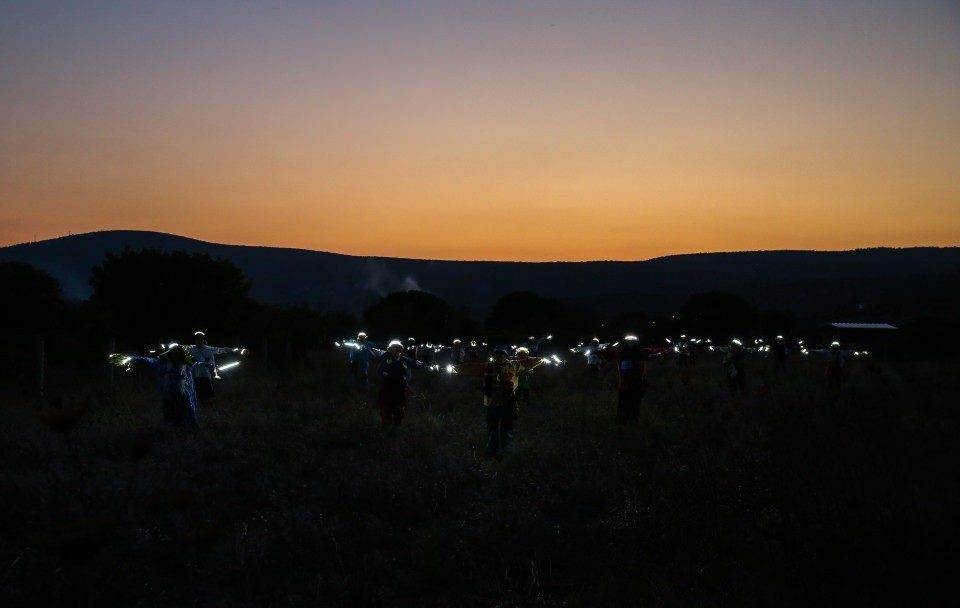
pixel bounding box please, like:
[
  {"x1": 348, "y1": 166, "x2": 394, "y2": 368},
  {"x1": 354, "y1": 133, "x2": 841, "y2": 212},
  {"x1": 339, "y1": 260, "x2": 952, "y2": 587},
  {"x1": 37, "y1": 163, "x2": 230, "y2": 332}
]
[{"x1": 824, "y1": 322, "x2": 897, "y2": 355}]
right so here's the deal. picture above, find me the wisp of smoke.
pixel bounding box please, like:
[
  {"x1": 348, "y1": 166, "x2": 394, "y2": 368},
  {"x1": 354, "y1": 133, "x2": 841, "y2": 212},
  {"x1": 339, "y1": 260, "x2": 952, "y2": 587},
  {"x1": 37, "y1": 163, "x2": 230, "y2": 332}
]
[
  {"x1": 364, "y1": 260, "x2": 427, "y2": 295},
  {"x1": 401, "y1": 276, "x2": 421, "y2": 291}
]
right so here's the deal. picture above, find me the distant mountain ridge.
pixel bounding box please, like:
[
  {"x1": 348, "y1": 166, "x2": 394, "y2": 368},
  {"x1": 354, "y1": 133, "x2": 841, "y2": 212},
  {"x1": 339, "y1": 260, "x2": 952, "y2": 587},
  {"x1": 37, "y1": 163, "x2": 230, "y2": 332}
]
[{"x1": 2, "y1": 231, "x2": 959, "y2": 323}]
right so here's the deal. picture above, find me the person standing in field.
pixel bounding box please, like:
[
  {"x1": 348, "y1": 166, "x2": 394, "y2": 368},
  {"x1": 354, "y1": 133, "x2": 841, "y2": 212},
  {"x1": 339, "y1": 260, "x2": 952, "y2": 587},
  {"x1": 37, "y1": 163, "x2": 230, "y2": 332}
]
[
  {"x1": 481, "y1": 345, "x2": 544, "y2": 460},
  {"x1": 373, "y1": 340, "x2": 416, "y2": 425},
  {"x1": 405, "y1": 337, "x2": 420, "y2": 361},
  {"x1": 110, "y1": 344, "x2": 214, "y2": 428},
  {"x1": 188, "y1": 331, "x2": 242, "y2": 404},
  {"x1": 585, "y1": 337, "x2": 603, "y2": 379},
  {"x1": 720, "y1": 339, "x2": 749, "y2": 396},
  {"x1": 599, "y1": 335, "x2": 670, "y2": 424},
  {"x1": 808, "y1": 341, "x2": 857, "y2": 388},
  {"x1": 771, "y1": 335, "x2": 789, "y2": 375},
  {"x1": 466, "y1": 340, "x2": 479, "y2": 362},
  {"x1": 349, "y1": 331, "x2": 374, "y2": 387},
  {"x1": 518, "y1": 335, "x2": 551, "y2": 357},
  {"x1": 448, "y1": 339, "x2": 466, "y2": 366},
  {"x1": 676, "y1": 336, "x2": 692, "y2": 386},
  {"x1": 514, "y1": 346, "x2": 536, "y2": 406}
]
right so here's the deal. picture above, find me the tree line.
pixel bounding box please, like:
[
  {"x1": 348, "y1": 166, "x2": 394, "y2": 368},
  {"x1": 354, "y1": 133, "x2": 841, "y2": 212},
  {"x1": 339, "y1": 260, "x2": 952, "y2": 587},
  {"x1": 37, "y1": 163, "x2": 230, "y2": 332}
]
[{"x1": 2, "y1": 249, "x2": 955, "y2": 369}]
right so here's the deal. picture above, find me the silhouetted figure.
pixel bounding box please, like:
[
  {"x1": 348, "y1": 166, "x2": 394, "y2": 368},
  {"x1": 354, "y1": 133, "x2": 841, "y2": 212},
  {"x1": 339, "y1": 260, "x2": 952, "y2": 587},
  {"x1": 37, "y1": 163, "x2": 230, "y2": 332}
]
[
  {"x1": 348, "y1": 332, "x2": 375, "y2": 387},
  {"x1": 188, "y1": 330, "x2": 243, "y2": 403},
  {"x1": 369, "y1": 340, "x2": 423, "y2": 425},
  {"x1": 721, "y1": 339, "x2": 748, "y2": 397},
  {"x1": 599, "y1": 335, "x2": 670, "y2": 423},
  {"x1": 111, "y1": 345, "x2": 214, "y2": 428},
  {"x1": 771, "y1": 335, "x2": 788, "y2": 375},
  {"x1": 481, "y1": 345, "x2": 543, "y2": 459}
]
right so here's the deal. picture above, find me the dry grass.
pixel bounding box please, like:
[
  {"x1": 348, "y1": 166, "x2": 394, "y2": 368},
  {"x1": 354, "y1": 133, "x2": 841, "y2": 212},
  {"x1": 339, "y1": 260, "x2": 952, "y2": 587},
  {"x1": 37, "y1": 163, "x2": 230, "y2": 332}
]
[{"x1": 0, "y1": 351, "x2": 957, "y2": 607}]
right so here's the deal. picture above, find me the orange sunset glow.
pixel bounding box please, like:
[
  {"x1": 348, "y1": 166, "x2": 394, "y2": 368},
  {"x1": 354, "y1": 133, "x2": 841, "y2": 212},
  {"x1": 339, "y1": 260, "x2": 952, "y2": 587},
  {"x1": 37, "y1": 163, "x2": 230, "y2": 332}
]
[{"x1": 2, "y1": 2, "x2": 958, "y2": 261}]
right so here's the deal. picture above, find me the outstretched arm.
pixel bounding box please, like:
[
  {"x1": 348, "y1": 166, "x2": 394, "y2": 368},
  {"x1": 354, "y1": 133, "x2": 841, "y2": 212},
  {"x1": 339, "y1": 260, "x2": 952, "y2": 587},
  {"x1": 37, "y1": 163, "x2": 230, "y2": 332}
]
[
  {"x1": 208, "y1": 345, "x2": 246, "y2": 356},
  {"x1": 518, "y1": 357, "x2": 545, "y2": 371},
  {"x1": 108, "y1": 354, "x2": 159, "y2": 371},
  {"x1": 449, "y1": 362, "x2": 487, "y2": 377},
  {"x1": 401, "y1": 355, "x2": 427, "y2": 368},
  {"x1": 365, "y1": 346, "x2": 388, "y2": 359}
]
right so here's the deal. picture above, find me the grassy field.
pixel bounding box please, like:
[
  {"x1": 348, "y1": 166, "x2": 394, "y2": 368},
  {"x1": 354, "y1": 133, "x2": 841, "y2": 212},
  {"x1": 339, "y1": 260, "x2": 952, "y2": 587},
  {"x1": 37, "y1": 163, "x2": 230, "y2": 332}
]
[{"x1": 1, "y1": 350, "x2": 957, "y2": 607}]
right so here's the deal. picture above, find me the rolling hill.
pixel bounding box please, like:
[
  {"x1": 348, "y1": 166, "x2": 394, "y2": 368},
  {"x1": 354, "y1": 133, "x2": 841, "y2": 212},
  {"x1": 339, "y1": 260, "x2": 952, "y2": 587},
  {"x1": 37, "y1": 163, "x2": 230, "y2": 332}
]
[{"x1": 2, "y1": 231, "x2": 959, "y2": 323}]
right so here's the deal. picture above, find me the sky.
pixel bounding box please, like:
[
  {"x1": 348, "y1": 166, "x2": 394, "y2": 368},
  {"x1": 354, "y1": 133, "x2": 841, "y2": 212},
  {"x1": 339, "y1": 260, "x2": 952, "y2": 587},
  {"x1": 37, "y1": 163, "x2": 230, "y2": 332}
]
[{"x1": 1, "y1": 0, "x2": 959, "y2": 261}]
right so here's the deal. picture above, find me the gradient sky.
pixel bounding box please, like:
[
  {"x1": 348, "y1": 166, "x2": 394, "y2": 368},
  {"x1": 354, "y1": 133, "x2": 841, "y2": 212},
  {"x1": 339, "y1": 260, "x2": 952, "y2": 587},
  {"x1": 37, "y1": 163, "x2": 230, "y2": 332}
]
[{"x1": 2, "y1": 1, "x2": 959, "y2": 261}]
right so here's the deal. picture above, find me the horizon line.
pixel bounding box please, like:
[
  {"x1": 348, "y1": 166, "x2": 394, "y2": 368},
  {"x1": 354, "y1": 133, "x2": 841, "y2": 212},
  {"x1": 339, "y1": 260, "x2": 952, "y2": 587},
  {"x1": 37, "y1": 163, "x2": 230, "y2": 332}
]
[{"x1": 2, "y1": 229, "x2": 958, "y2": 264}]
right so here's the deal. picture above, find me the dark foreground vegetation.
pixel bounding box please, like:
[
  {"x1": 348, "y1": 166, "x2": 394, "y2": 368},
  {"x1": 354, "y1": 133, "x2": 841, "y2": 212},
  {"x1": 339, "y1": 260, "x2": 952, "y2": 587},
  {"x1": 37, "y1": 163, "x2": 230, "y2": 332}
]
[{"x1": 2, "y1": 350, "x2": 956, "y2": 607}]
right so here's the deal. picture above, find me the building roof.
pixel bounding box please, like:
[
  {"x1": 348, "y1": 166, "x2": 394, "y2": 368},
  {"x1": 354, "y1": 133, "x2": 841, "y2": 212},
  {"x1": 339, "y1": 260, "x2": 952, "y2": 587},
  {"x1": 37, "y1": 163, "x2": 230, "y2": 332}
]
[{"x1": 827, "y1": 322, "x2": 897, "y2": 330}]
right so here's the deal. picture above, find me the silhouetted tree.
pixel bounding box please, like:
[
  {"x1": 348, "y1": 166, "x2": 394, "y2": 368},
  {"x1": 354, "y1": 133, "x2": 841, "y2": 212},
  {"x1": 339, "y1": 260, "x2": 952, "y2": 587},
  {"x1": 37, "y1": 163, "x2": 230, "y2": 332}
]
[
  {"x1": 0, "y1": 261, "x2": 65, "y2": 335},
  {"x1": 486, "y1": 291, "x2": 563, "y2": 338},
  {"x1": 269, "y1": 305, "x2": 358, "y2": 353},
  {"x1": 681, "y1": 291, "x2": 758, "y2": 339},
  {"x1": 889, "y1": 317, "x2": 960, "y2": 358},
  {"x1": 607, "y1": 308, "x2": 651, "y2": 339},
  {"x1": 216, "y1": 301, "x2": 357, "y2": 366},
  {"x1": 758, "y1": 308, "x2": 797, "y2": 339},
  {"x1": 89, "y1": 248, "x2": 253, "y2": 347},
  {"x1": 363, "y1": 291, "x2": 474, "y2": 341}
]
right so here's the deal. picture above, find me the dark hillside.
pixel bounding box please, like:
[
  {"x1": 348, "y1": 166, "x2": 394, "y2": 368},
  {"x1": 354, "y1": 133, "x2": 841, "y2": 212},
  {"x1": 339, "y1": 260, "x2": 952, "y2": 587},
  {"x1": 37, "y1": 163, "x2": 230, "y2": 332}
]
[{"x1": 2, "y1": 231, "x2": 958, "y2": 322}]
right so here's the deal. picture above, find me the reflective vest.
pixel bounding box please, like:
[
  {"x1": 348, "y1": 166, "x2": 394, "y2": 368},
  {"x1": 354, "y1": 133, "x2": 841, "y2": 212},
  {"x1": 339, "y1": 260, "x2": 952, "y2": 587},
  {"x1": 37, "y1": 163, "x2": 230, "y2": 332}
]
[{"x1": 379, "y1": 355, "x2": 410, "y2": 385}]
